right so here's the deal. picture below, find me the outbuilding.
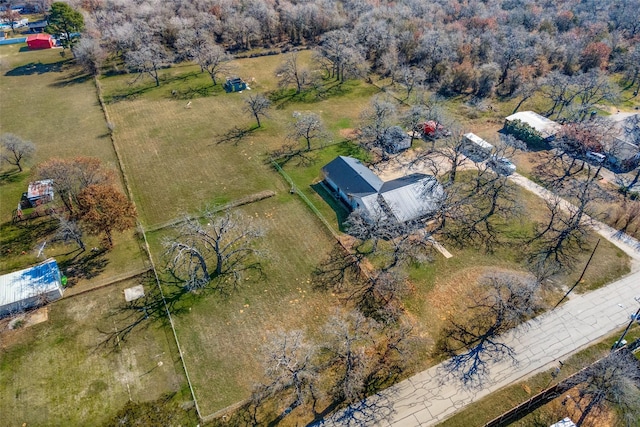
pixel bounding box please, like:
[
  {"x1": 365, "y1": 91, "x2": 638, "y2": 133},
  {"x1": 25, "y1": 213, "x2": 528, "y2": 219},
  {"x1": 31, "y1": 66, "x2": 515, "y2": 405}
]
[
  {"x1": 0, "y1": 258, "x2": 63, "y2": 317},
  {"x1": 26, "y1": 33, "x2": 54, "y2": 49}
]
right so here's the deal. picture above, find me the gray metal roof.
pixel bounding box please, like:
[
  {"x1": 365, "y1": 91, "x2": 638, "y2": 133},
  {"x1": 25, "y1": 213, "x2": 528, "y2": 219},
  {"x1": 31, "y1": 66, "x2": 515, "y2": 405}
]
[
  {"x1": 380, "y1": 175, "x2": 443, "y2": 222},
  {"x1": 322, "y1": 156, "x2": 383, "y2": 196}
]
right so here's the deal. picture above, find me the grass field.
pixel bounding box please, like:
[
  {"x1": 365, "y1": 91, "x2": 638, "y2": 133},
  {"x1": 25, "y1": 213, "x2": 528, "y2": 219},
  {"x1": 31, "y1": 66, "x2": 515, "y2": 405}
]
[
  {"x1": 0, "y1": 276, "x2": 187, "y2": 426},
  {"x1": 145, "y1": 194, "x2": 340, "y2": 416},
  {"x1": 99, "y1": 50, "x2": 378, "y2": 227},
  {"x1": 0, "y1": 45, "x2": 148, "y2": 286},
  {"x1": 0, "y1": 41, "x2": 635, "y2": 426}
]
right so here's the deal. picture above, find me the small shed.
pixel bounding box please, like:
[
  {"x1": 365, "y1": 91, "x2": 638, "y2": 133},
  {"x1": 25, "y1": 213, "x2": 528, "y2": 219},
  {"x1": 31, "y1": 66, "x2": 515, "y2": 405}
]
[
  {"x1": 26, "y1": 33, "x2": 54, "y2": 49},
  {"x1": 224, "y1": 77, "x2": 247, "y2": 93},
  {"x1": 23, "y1": 179, "x2": 54, "y2": 207},
  {"x1": 0, "y1": 258, "x2": 63, "y2": 318},
  {"x1": 383, "y1": 126, "x2": 412, "y2": 153}
]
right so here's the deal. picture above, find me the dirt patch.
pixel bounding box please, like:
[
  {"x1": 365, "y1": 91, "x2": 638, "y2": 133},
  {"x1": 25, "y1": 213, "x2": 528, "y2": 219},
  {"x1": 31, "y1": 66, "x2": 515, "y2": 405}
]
[{"x1": 339, "y1": 128, "x2": 356, "y2": 140}]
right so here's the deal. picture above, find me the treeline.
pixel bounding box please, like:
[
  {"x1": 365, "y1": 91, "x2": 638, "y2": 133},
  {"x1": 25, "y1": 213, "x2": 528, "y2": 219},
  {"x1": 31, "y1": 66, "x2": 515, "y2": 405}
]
[{"x1": 67, "y1": 0, "x2": 639, "y2": 98}]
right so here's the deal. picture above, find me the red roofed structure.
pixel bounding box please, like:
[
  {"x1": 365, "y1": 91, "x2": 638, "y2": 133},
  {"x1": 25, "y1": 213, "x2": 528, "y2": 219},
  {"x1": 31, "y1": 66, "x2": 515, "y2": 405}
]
[{"x1": 26, "y1": 34, "x2": 55, "y2": 49}]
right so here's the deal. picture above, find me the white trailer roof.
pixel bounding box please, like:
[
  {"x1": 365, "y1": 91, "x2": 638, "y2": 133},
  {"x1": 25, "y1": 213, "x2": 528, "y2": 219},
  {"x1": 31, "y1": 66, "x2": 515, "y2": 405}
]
[
  {"x1": 505, "y1": 111, "x2": 562, "y2": 139},
  {"x1": 463, "y1": 133, "x2": 493, "y2": 150},
  {"x1": 0, "y1": 258, "x2": 62, "y2": 308}
]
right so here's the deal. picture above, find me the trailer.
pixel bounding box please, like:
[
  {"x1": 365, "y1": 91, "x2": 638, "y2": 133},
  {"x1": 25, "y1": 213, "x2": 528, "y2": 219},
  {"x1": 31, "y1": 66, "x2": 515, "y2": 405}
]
[{"x1": 461, "y1": 132, "x2": 493, "y2": 161}]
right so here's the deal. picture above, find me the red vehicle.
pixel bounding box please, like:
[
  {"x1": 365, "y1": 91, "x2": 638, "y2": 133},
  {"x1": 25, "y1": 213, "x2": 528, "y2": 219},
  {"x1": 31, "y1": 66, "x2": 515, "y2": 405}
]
[{"x1": 420, "y1": 121, "x2": 450, "y2": 139}]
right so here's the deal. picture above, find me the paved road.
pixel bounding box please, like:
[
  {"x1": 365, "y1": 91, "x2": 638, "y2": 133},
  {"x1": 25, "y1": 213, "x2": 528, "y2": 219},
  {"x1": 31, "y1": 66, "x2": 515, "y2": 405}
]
[
  {"x1": 317, "y1": 168, "x2": 640, "y2": 427},
  {"x1": 318, "y1": 270, "x2": 640, "y2": 427}
]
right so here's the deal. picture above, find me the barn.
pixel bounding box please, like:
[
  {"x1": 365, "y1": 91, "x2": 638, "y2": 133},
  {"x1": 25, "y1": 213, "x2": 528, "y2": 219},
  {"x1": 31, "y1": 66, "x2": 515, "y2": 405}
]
[
  {"x1": 26, "y1": 33, "x2": 54, "y2": 49},
  {"x1": 0, "y1": 258, "x2": 63, "y2": 317}
]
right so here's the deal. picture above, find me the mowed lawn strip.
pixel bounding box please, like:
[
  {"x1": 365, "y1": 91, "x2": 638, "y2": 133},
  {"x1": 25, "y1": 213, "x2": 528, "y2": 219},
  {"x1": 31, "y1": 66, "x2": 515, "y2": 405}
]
[
  {"x1": 0, "y1": 277, "x2": 184, "y2": 426},
  {"x1": 145, "y1": 194, "x2": 338, "y2": 415}
]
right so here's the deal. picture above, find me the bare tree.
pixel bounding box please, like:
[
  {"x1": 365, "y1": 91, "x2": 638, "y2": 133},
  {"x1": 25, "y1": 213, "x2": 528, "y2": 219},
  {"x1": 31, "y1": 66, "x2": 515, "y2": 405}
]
[
  {"x1": 395, "y1": 66, "x2": 426, "y2": 99},
  {"x1": 253, "y1": 330, "x2": 319, "y2": 416},
  {"x1": 243, "y1": 94, "x2": 271, "y2": 128},
  {"x1": 434, "y1": 130, "x2": 468, "y2": 185},
  {"x1": 356, "y1": 97, "x2": 398, "y2": 158},
  {"x1": 124, "y1": 41, "x2": 173, "y2": 87},
  {"x1": 276, "y1": 51, "x2": 312, "y2": 94},
  {"x1": 0, "y1": 133, "x2": 35, "y2": 172},
  {"x1": 52, "y1": 212, "x2": 85, "y2": 252},
  {"x1": 527, "y1": 171, "x2": 599, "y2": 279},
  {"x1": 315, "y1": 30, "x2": 367, "y2": 82},
  {"x1": 322, "y1": 310, "x2": 377, "y2": 403},
  {"x1": 438, "y1": 271, "x2": 542, "y2": 387},
  {"x1": 163, "y1": 209, "x2": 263, "y2": 292},
  {"x1": 176, "y1": 29, "x2": 231, "y2": 85},
  {"x1": 400, "y1": 104, "x2": 427, "y2": 146},
  {"x1": 74, "y1": 36, "x2": 106, "y2": 76},
  {"x1": 563, "y1": 350, "x2": 640, "y2": 427},
  {"x1": 288, "y1": 112, "x2": 327, "y2": 151}
]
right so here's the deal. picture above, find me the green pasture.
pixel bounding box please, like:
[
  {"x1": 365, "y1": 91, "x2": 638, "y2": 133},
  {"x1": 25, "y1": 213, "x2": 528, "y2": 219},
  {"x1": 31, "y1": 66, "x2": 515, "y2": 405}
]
[
  {"x1": 0, "y1": 42, "x2": 635, "y2": 426},
  {"x1": 144, "y1": 194, "x2": 339, "y2": 416},
  {"x1": 0, "y1": 277, "x2": 186, "y2": 426},
  {"x1": 99, "y1": 50, "x2": 380, "y2": 227}
]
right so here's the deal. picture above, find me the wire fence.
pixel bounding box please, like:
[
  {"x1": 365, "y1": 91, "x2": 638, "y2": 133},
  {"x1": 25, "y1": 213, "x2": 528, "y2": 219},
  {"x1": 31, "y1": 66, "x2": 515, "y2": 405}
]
[{"x1": 271, "y1": 160, "x2": 338, "y2": 238}]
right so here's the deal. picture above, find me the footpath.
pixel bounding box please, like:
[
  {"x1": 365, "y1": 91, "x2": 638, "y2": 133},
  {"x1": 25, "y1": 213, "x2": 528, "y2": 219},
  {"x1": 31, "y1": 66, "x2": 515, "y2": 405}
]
[{"x1": 318, "y1": 172, "x2": 640, "y2": 427}]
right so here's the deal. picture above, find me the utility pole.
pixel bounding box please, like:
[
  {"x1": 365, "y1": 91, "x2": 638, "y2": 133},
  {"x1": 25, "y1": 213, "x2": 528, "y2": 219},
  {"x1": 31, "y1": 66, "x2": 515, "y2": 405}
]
[{"x1": 612, "y1": 297, "x2": 640, "y2": 350}]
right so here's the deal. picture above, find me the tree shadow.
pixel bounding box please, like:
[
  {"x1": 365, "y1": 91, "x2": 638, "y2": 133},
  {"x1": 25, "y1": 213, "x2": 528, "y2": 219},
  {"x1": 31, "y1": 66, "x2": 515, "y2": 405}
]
[
  {"x1": 214, "y1": 125, "x2": 259, "y2": 145},
  {"x1": 0, "y1": 217, "x2": 58, "y2": 255},
  {"x1": 310, "y1": 182, "x2": 350, "y2": 231},
  {"x1": 50, "y1": 70, "x2": 93, "y2": 87},
  {"x1": 0, "y1": 169, "x2": 23, "y2": 185},
  {"x1": 95, "y1": 273, "x2": 192, "y2": 353},
  {"x1": 5, "y1": 60, "x2": 67, "y2": 76},
  {"x1": 307, "y1": 393, "x2": 396, "y2": 427},
  {"x1": 58, "y1": 248, "x2": 109, "y2": 285}
]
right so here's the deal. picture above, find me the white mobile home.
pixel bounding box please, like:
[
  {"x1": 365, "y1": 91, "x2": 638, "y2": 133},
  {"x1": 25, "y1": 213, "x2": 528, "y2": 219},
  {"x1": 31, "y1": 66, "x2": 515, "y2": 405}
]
[
  {"x1": 461, "y1": 133, "x2": 493, "y2": 160},
  {"x1": 0, "y1": 258, "x2": 63, "y2": 317}
]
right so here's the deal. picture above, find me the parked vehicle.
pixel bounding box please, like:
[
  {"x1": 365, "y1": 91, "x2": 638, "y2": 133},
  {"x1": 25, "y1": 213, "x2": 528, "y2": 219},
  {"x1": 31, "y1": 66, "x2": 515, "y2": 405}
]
[
  {"x1": 419, "y1": 120, "x2": 451, "y2": 139},
  {"x1": 585, "y1": 151, "x2": 606, "y2": 164},
  {"x1": 488, "y1": 156, "x2": 516, "y2": 175}
]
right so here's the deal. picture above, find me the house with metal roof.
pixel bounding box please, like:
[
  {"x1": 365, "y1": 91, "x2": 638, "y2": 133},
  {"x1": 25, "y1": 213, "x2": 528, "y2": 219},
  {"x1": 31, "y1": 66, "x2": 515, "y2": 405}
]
[
  {"x1": 0, "y1": 258, "x2": 63, "y2": 317},
  {"x1": 505, "y1": 111, "x2": 562, "y2": 141},
  {"x1": 321, "y1": 156, "x2": 443, "y2": 223}
]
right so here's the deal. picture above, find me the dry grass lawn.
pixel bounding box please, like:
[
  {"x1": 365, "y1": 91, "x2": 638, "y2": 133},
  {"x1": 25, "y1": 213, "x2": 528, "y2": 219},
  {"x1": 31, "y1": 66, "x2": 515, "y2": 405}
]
[{"x1": 0, "y1": 277, "x2": 184, "y2": 426}]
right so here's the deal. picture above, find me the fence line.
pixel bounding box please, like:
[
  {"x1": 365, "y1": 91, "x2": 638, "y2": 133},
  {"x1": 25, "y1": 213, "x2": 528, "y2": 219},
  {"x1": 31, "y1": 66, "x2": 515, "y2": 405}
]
[
  {"x1": 94, "y1": 78, "x2": 202, "y2": 419},
  {"x1": 271, "y1": 160, "x2": 338, "y2": 238},
  {"x1": 484, "y1": 343, "x2": 640, "y2": 427}
]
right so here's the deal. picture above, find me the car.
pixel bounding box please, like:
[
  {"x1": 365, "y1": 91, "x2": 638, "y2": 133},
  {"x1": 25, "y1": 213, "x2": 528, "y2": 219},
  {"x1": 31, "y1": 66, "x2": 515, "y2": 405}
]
[
  {"x1": 488, "y1": 156, "x2": 516, "y2": 175},
  {"x1": 585, "y1": 151, "x2": 606, "y2": 164}
]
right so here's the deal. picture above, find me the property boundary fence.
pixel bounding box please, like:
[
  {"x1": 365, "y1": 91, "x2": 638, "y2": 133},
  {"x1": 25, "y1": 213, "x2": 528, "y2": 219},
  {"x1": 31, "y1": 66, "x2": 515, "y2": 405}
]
[
  {"x1": 484, "y1": 344, "x2": 640, "y2": 427},
  {"x1": 271, "y1": 160, "x2": 338, "y2": 238},
  {"x1": 94, "y1": 78, "x2": 202, "y2": 418}
]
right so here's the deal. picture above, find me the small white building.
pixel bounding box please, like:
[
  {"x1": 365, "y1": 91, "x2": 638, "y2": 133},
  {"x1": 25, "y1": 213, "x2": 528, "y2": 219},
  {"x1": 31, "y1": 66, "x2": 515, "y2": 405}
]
[
  {"x1": 0, "y1": 258, "x2": 63, "y2": 317},
  {"x1": 505, "y1": 111, "x2": 562, "y2": 141},
  {"x1": 462, "y1": 132, "x2": 494, "y2": 161}
]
